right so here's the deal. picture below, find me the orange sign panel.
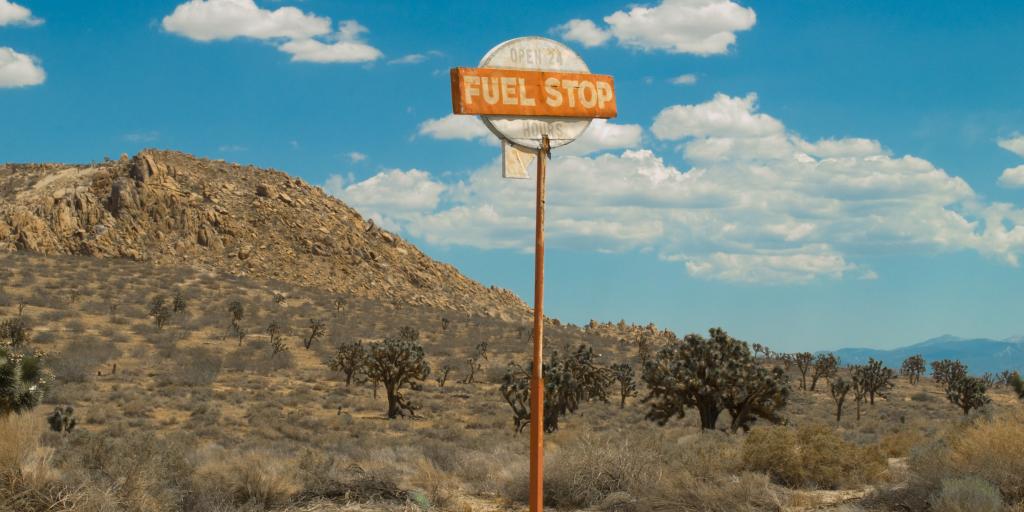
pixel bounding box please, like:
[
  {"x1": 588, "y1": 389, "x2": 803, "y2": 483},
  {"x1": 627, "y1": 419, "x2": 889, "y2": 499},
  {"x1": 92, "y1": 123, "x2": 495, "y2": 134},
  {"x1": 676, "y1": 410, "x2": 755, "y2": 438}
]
[{"x1": 450, "y1": 67, "x2": 617, "y2": 119}]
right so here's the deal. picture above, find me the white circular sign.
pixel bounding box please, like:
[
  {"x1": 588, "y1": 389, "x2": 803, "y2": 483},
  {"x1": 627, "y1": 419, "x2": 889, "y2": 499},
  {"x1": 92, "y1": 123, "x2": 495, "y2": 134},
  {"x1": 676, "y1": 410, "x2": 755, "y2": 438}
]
[{"x1": 478, "y1": 37, "x2": 592, "y2": 150}]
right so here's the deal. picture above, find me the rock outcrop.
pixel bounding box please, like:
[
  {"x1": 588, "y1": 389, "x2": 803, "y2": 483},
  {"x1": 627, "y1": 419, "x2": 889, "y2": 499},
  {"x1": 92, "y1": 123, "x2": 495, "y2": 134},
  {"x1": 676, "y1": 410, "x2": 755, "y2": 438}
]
[{"x1": 0, "y1": 150, "x2": 527, "y2": 318}]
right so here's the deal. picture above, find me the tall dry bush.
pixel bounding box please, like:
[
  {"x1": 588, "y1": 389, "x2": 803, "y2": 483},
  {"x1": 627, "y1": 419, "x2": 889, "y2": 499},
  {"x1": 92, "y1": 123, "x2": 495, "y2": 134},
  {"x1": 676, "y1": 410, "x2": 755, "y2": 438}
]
[
  {"x1": 911, "y1": 411, "x2": 1024, "y2": 505},
  {"x1": 742, "y1": 424, "x2": 887, "y2": 489}
]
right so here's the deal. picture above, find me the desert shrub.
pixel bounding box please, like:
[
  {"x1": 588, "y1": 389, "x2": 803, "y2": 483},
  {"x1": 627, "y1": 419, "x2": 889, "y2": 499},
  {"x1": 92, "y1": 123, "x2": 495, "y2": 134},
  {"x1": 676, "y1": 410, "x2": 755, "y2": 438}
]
[
  {"x1": 55, "y1": 430, "x2": 198, "y2": 512},
  {"x1": 947, "y1": 413, "x2": 1024, "y2": 501},
  {"x1": 194, "y1": 450, "x2": 297, "y2": 509},
  {"x1": 930, "y1": 477, "x2": 1004, "y2": 512},
  {"x1": 49, "y1": 336, "x2": 121, "y2": 383},
  {"x1": 878, "y1": 430, "x2": 925, "y2": 458},
  {"x1": 160, "y1": 346, "x2": 222, "y2": 387},
  {"x1": 225, "y1": 341, "x2": 294, "y2": 374},
  {"x1": 742, "y1": 424, "x2": 886, "y2": 489},
  {"x1": 543, "y1": 432, "x2": 663, "y2": 508}
]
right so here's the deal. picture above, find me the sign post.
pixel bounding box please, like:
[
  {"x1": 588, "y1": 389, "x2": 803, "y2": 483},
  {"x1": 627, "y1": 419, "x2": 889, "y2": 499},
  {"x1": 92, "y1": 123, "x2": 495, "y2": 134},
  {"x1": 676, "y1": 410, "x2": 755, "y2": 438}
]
[{"x1": 450, "y1": 37, "x2": 616, "y2": 512}]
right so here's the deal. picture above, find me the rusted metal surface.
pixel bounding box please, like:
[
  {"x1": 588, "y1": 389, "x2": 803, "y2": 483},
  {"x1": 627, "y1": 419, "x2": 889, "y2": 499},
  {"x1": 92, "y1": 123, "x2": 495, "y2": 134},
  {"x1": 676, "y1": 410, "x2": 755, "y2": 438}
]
[
  {"x1": 448, "y1": 36, "x2": 618, "y2": 512},
  {"x1": 476, "y1": 37, "x2": 594, "y2": 150},
  {"x1": 529, "y1": 135, "x2": 550, "y2": 512},
  {"x1": 451, "y1": 67, "x2": 617, "y2": 119}
]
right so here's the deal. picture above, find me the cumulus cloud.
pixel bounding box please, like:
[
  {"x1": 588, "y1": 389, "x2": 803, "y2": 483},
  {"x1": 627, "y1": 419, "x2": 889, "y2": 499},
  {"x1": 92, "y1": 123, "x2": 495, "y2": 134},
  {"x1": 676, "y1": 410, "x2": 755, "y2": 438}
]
[
  {"x1": 323, "y1": 169, "x2": 445, "y2": 231},
  {"x1": 671, "y1": 74, "x2": 698, "y2": 85},
  {"x1": 163, "y1": 1, "x2": 381, "y2": 63},
  {"x1": 348, "y1": 151, "x2": 367, "y2": 163},
  {"x1": 997, "y1": 135, "x2": 1024, "y2": 158},
  {"x1": 0, "y1": 0, "x2": 41, "y2": 27},
  {"x1": 556, "y1": 0, "x2": 756, "y2": 56},
  {"x1": 554, "y1": 19, "x2": 611, "y2": 48},
  {"x1": 418, "y1": 115, "x2": 641, "y2": 156},
  {"x1": 0, "y1": 47, "x2": 45, "y2": 88},
  {"x1": 331, "y1": 93, "x2": 1024, "y2": 284},
  {"x1": 559, "y1": 119, "x2": 643, "y2": 156},
  {"x1": 418, "y1": 114, "x2": 493, "y2": 142},
  {"x1": 162, "y1": 0, "x2": 329, "y2": 41},
  {"x1": 1000, "y1": 165, "x2": 1024, "y2": 188}
]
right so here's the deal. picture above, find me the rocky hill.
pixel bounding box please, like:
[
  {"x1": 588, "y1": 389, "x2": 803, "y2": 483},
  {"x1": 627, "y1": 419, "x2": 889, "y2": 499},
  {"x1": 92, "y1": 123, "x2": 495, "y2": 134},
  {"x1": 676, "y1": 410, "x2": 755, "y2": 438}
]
[{"x1": 0, "y1": 150, "x2": 526, "y2": 318}]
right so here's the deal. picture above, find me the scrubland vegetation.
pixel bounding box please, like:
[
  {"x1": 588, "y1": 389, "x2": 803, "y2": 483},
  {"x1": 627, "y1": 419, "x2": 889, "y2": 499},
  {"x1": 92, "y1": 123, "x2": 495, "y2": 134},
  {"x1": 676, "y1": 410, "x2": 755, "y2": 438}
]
[{"x1": 1, "y1": 251, "x2": 1023, "y2": 511}]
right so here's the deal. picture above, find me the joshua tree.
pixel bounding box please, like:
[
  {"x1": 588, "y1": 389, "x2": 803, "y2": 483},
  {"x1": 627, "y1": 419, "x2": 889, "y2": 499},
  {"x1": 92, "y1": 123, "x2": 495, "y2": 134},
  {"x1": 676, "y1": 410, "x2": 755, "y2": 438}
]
[
  {"x1": 0, "y1": 337, "x2": 47, "y2": 417},
  {"x1": 0, "y1": 317, "x2": 31, "y2": 346},
  {"x1": 332, "y1": 296, "x2": 346, "y2": 314},
  {"x1": 830, "y1": 378, "x2": 851, "y2": 422},
  {"x1": 931, "y1": 359, "x2": 967, "y2": 388},
  {"x1": 946, "y1": 375, "x2": 991, "y2": 415},
  {"x1": 148, "y1": 296, "x2": 172, "y2": 330},
  {"x1": 901, "y1": 355, "x2": 926, "y2": 384},
  {"x1": 172, "y1": 291, "x2": 187, "y2": 315},
  {"x1": 441, "y1": 317, "x2": 450, "y2": 331},
  {"x1": 810, "y1": 353, "x2": 839, "y2": 391},
  {"x1": 461, "y1": 341, "x2": 489, "y2": 384},
  {"x1": 1010, "y1": 372, "x2": 1024, "y2": 400},
  {"x1": 303, "y1": 319, "x2": 326, "y2": 350},
  {"x1": 850, "y1": 368, "x2": 869, "y2": 420},
  {"x1": 642, "y1": 328, "x2": 789, "y2": 432},
  {"x1": 398, "y1": 326, "x2": 419, "y2": 342},
  {"x1": 611, "y1": 362, "x2": 637, "y2": 408},
  {"x1": 435, "y1": 365, "x2": 452, "y2": 388},
  {"x1": 47, "y1": 406, "x2": 76, "y2": 433},
  {"x1": 500, "y1": 344, "x2": 612, "y2": 433},
  {"x1": 636, "y1": 333, "x2": 657, "y2": 367},
  {"x1": 794, "y1": 352, "x2": 813, "y2": 390},
  {"x1": 270, "y1": 337, "x2": 289, "y2": 357},
  {"x1": 363, "y1": 332, "x2": 431, "y2": 419},
  {"x1": 328, "y1": 340, "x2": 367, "y2": 386},
  {"x1": 853, "y1": 358, "x2": 895, "y2": 405},
  {"x1": 996, "y1": 370, "x2": 1015, "y2": 387}
]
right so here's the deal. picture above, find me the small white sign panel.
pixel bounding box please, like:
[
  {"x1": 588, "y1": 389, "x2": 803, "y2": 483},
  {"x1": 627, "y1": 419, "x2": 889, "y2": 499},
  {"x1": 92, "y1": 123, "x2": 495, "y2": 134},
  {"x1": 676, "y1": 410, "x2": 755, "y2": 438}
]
[{"x1": 502, "y1": 141, "x2": 535, "y2": 179}]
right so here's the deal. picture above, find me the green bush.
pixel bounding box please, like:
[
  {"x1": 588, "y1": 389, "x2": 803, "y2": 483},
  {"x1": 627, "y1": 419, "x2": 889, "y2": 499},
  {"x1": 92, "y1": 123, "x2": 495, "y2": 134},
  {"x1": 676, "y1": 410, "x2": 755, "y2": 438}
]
[{"x1": 930, "y1": 477, "x2": 1004, "y2": 512}]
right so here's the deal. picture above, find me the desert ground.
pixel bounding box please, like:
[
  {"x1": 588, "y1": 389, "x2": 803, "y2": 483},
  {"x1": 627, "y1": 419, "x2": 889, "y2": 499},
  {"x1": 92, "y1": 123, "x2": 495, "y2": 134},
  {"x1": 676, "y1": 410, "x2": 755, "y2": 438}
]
[{"x1": 2, "y1": 250, "x2": 1023, "y2": 512}]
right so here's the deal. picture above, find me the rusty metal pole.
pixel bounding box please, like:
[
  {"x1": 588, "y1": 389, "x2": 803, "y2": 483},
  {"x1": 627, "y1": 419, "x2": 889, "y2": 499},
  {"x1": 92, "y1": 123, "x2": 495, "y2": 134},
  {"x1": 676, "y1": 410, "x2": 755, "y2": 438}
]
[{"x1": 528, "y1": 135, "x2": 550, "y2": 512}]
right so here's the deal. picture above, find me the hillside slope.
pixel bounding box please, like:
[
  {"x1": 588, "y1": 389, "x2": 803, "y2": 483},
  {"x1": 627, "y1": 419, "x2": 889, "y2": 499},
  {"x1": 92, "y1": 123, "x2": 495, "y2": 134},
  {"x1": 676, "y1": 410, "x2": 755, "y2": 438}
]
[{"x1": 0, "y1": 150, "x2": 526, "y2": 318}]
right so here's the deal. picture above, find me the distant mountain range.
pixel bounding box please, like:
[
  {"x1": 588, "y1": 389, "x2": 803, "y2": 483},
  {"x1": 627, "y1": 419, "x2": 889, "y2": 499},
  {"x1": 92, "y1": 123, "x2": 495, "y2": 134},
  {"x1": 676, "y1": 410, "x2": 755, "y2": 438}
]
[{"x1": 831, "y1": 335, "x2": 1024, "y2": 375}]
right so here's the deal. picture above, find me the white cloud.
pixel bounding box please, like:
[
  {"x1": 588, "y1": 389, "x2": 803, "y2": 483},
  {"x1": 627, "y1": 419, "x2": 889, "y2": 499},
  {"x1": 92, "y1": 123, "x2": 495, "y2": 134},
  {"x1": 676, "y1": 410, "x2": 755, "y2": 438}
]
[
  {"x1": 389, "y1": 53, "x2": 425, "y2": 65},
  {"x1": 332, "y1": 93, "x2": 1024, "y2": 284},
  {"x1": 323, "y1": 169, "x2": 445, "y2": 230},
  {"x1": 676, "y1": 245, "x2": 855, "y2": 284},
  {"x1": 555, "y1": 19, "x2": 611, "y2": 48},
  {"x1": 348, "y1": 151, "x2": 367, "y2": 163},
  {"x1": 556, "y1": 0, "x2": 756, "y2": 56},
  {"x1": 162, "y1": 0, "x2": 330, "y2": 41},
  {"x1": 652, "y1": 93, "x2": 782, "y2": 139},
  {"x1": 418, "y1": 114, "x2": 492, "y2": 142},
  {"x1": 671, "y1": 73, "x2": 698, "y2": 85},
  {"x1": 163, "y1": 2, "x2": 381, "y2": 63},
  {"x1": 418, "y1": 115, "x2": 640, "y2": 156},
  {"x1": 123, "y1": 131, "x2": 160, "y2": 142},
  {"x1": 1000, "y1": 165, "x2": 1024, "y2": 188},
  {"x1": 559, "y1": 119, "x2": 643, "y2": 156},
  {"x1": 998, "y1": 135, "x2": 1024, "y2": 158},
  {"x1": 0, "y1": 0, "x2": 41, "y2": 27},
  {"x1": 0, "y1": 47, "x2": 44, "y2": 88}
]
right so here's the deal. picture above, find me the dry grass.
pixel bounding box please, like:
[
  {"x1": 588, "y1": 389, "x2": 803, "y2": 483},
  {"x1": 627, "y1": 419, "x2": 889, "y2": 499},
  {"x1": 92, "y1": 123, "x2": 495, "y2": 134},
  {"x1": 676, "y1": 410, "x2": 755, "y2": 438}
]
[
  {"x1": 1, "y1": 251, "x2": 1024, "y2": 511},
  {"x1": 742, "y1": 424, "x2": 888, "y2": 490}
]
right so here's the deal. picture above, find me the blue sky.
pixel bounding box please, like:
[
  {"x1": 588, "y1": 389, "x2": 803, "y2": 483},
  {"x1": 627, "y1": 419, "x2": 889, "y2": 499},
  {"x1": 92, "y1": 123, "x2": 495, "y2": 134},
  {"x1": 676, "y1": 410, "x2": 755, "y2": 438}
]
[{"x1": 3, "y1": 0, "x2": 1024, "y2": 352}]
